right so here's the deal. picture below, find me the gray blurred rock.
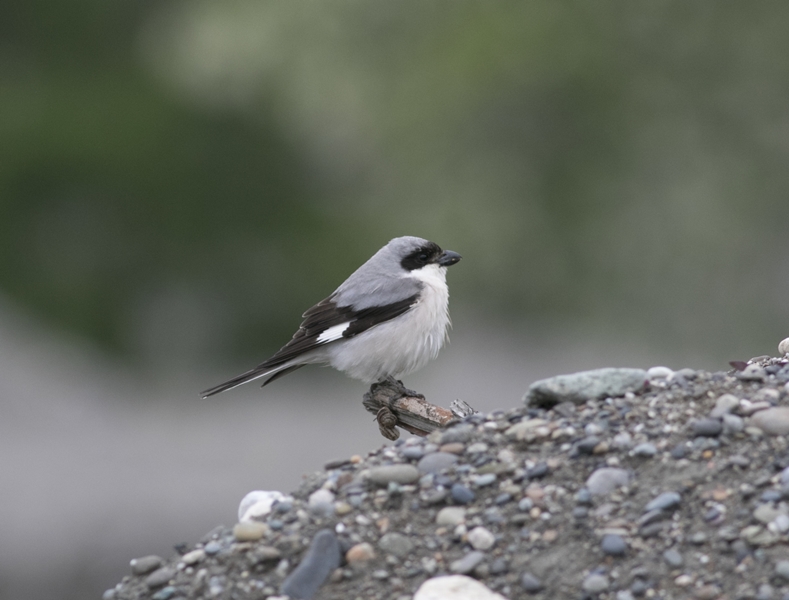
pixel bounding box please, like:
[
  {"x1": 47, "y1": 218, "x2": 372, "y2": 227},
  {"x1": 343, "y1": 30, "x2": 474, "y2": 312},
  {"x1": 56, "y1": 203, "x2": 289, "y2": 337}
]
[{"x1": 525, "y1": 368, "x2": 647, "y2": 407}]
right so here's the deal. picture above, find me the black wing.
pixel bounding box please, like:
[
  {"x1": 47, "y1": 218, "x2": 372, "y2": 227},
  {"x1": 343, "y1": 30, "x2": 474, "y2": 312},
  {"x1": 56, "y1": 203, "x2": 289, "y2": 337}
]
[{"x1": 200, "y1": 293, "x2": 419, "y2": 397}]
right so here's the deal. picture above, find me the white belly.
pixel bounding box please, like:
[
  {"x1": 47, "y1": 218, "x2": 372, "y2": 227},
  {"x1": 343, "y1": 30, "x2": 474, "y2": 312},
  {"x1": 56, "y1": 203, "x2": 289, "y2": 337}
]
[{"x1": 326, "y1": 264, "x2": 451, "y2": 383}]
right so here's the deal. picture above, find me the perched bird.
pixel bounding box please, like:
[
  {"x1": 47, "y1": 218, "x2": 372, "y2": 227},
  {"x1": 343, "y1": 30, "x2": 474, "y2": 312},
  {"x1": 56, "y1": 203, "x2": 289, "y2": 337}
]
[{"x1": 201, "y1": 236, "x2": 461, "y2": 398}]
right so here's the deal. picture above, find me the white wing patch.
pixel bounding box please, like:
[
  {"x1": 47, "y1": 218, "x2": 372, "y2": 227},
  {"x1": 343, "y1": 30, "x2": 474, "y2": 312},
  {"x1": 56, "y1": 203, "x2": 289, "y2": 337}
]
[{"x1": 316, "y1": 322, "x2": 351, "y2": 344}]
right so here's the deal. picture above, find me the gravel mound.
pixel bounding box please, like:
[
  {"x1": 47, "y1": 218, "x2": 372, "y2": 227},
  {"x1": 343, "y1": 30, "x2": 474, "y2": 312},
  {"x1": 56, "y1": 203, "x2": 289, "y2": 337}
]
[{"x1": 106, "y1": 355, "x2": 789, "y2": 600}]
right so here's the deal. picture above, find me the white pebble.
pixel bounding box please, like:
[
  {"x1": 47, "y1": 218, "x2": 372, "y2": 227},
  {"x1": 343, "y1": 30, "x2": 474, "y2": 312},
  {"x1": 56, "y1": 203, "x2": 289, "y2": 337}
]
[
  {"x1": 647, "y1": 366, "x2": 674, "y2": 380},
  {"x1": 467, "y1": 526, "x2": 496, "y2": 550},
  {"x1": 779, "y1": 337, "x2": 789, "y2": 356},
  {"x1": 414, "y1": 575, "x2": 507, "y2": 600},
  {"x1": 238, "y1": 490, "x2": 285, "y2": 522}
]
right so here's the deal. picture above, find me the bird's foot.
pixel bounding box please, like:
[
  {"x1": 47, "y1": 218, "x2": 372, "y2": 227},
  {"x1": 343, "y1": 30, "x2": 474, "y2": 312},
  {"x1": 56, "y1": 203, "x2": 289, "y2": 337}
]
[{"x1": 376, "y1": 376, "x2": 425, "y2": 402}]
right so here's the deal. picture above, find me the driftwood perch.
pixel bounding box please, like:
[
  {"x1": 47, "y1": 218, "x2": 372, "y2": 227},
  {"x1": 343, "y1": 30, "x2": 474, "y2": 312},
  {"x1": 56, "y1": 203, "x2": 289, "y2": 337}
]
[{"x1": 362, "y1": 383, "x2": 476, "y2": 440}]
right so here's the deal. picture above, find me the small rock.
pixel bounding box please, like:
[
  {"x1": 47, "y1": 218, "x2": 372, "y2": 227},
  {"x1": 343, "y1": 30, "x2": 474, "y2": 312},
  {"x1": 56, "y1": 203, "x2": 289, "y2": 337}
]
[
  {"x1": 368, "y1": 465, "x2": 421, "y2": 485},
  {"x1": 308, "y1": 488, "x2": 335, "y2": 516},
  {"x1": 378, "y1": 532, "x2": 413, "y2": 558},
  {"x1": 450, "y1": 551, "x2": 485, "y2": 574},
  {"x1": 233, "y1": 521, "x2": 268, "y2": 541},
  {"x1": 451, "y1": 484, "x2": 475, "y2": 505},
  {"x1": 582, "y1": 573, "x2": 610, "y2": 594},
  {"x1": 181, "y1": 549, "x2": 205, "y2": 565},
  {"x1": 647, "y1": 366, "x2": 674, "y2": 380},
  {"x1": 238, "y1": 490, "x2": 285, "y2": 522},
  {"x1": 145, "y1": 567, "x2": 176, "y2": 589},
  {"x1": 417, "y1": 453, "x2": 458, "y2": 474},
  {"x1": 440, "y1": 424, "x2": 475, "y2": 444},
  {"x1": 645, "y1": 491, "x2": 681, "y2": 512},
  {"x1": 151, "y1": 587, "x2": 177, "y2": 600},
  {"x1": 402, "y1": 446, "x2": 424, "y2": 460},
  {"x1": 722, "y1": 414, "x2": 744, "y2": 434},
  {"x1": 674, "y1": 574, "x2": 693, "y2": 587},
  {"x1": 346, "y1": 542, "x2": 376, "y2": 563},
  {"x1": 601, "y1": 534, "x2": 627, "y2": 556},
  {"x1": 612, "y1": 432, "x2": 633, "y2": 449},
  {"x1": 437, "y1": 507, "x2": 467, "y2": 526},
  {"x1": 586, "y1": 467, "x2": 631, "y2": 495},
  {"x1": 203, "y1": 541, "x2": 222, "y2": 555},
  {"x1": 473, "y1": 473, "x2": 497, "y2": 487},
  {"x1": 440, "y1": 442, "x2": 465, "y2": 454},
  {"x1": 663, "y1": 548, "x2": 683, "y2": 568},
  {"x1": 130, "y1": 555, "x2": 162, "y2": 576},
  {"x1": 467, "y1": 526, "x2": 496, "y2": 550},
  {"x1": 281, "y1": 529, "x2": 341, "y2": 600},
  {"x1": 692, "y1": 418, "x2": 722, "y2": 437},
  {"x1": 754, "y1": 503, "x2": 786, "y2": 524},
  {"x1": 695, "y1": 585, "x2": 722, "y2": 599},
  {"x1": 738, "y1": 364, "x2": 766, "y2": 381},
  {"x1": 466, "y1": 442, "x2": 489, "y2": 454},
  {"x1": 525, "y1": 368, "x2": 647, "y2": 407},
  {"x1": 751, "y1": 408, "x2": 789, "y2": 436},
  {"x1": 775, "y1": 560, "x2": 789, "y2": 581},
  {"x1": 710, "y1": 394, "x2": 740, "y2": 418},
  {"x1": 521, "y1": 572, "x2": 543, "y2": 593},
  {"x1": 779, "y1": 338, "x2": 789, "y2": 356},
  {"x1": 414, "y1": 574, "x2": 508, "y2": 600},
  {"x1": 631, "y1": 443, "x2": 658, "y2": 457}
]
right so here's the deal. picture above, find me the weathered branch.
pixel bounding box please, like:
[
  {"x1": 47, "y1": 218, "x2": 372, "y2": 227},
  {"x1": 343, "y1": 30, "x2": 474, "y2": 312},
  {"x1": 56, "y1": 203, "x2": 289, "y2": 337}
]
[{"x1": 362, "y1": 383, "x2": 476, "y2": 440}]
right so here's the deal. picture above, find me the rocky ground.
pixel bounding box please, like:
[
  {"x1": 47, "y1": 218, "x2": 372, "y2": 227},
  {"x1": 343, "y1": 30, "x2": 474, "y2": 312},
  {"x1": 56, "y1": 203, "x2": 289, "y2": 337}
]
[{"x1": 105, "y1": 349, "x2": 789, "y2": 600}]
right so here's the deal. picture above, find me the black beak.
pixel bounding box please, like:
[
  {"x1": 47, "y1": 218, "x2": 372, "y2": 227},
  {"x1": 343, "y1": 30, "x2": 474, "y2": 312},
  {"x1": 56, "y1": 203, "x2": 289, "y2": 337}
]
[{"x1": 437, "y1": 250, "x2": 462, "y2": 267}]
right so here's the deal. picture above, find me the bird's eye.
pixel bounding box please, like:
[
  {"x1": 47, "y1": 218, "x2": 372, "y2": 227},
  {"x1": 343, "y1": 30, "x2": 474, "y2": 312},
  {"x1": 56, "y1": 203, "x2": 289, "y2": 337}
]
[{"x1": 418, "y1": 253, "x2": 429, "y2": 263}]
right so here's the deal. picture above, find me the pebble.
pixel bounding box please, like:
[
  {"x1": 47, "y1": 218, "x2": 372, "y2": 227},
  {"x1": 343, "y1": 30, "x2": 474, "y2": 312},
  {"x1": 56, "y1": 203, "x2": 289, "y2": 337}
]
[
  {"x1": 751, "y1": 408, "x2": 789, "y2": 436},
  {"x1": 662, "y1": 548, "x2": 683, "y2": 567},
  {"x1": 754, "y1": 503, "x2": 786, "y2": 524},
  {"x1": 525, "y1": 367, "x2": 647, "y2": 407},
  {"x1": 417, "y1": 453, "x2": 458, "y2": 474},
  {"x1": 582, "y1": 573, "x2": 609, "y2": 594},
  {"x1": 413, "y1": 575, "x2": 507, "y2": 600},
  {"x1": 645, "y1": 491, "x2": 681, "y2": 512},
  {"x1": 368, "y1": 464, "x2": 421, "y2": 485},
  {"x1": 203, "y1": 541, "x2": 222, "y2": 555},
  {"x1": 710, "y1": 394, "x2": 740, "y2": 418},
  {"x1": 612, "y1": 432, "x2": 632, "y2": 449},
  {"x1": 232, "y1": 521, "x2": 267, "y2": 541},
  {"x1": 601, "y1": 534, "x2": 627, "y2": 556},
  {"x1": 467, "y1": 526, "x2": 496, "y2": 550},
  {"x1": 378, "y1": 532, "x2": 413, "y2": 558},
  {"x1": 402, "y1": 446, "x2": 424, "y2": 460},
  {"x1": 440, "y1": 442, "x2": 465, "y2": 454},
  {"x1": 145, "y1": 567, "x2": 176, "y2": 589},
  {"x1": 722, "y1": 413, "x2": 745, "y2": 434},
  {"x1": 440, "y1": 424, "x2": 475, "y2": 444},
  {"x1": 281, "y1": 529, "x2": 341, "y2": 600},
  {"x1": 451, "y1": 483, "x2": 476, "y2": 505},
  {"x1": 647, "y1": 366, "x2": 674, "y2": 380},
  {"x1": 586, "y1": 467, "x2": 631, "y2": 495},
  {"x1": 151, "y1": 587, "x2": 177, "y2": 600},
  {"x1": 181, "y1": 549, "x2": 205, "y2": 565},
  {"x1": 692, "y1": 418, "x2": 723, "y2": 437},
  {"x1": 780, "y1": 338, "x2": 789, "y2": 356},
  {"x1": 466, "y1": 442, "x2": 489, "y2": 454},
  {"x1": 436, "y1": 507, "x2": 467, "y2": 526},
  {"x1": 237, "y1": 490, "x2": 285, "y2": 522},
  {"x1": 346, "y1": 542, "x2": 376, "y2": 563},
  {"x1": 775, "y1": 560, "x2": 789, "y2": 581},
  {"x1": 450, "y1": 550, "x2": 485, "y2": 574},
  {"x1": 473, "y1": 473, "x2": 497, "y2": 487},
  {"x1": 631, "y1": 443, "x2": 658, "y2": 457},
  {"x1": 308, "y1": 488, "x2": 335, "y2": 516},
  {"x1": 520, "y1": 572, "x2": 543, "y2": 593},
  {"x1": 130, "y1": 555, "x2": 162, "y2": 575}
]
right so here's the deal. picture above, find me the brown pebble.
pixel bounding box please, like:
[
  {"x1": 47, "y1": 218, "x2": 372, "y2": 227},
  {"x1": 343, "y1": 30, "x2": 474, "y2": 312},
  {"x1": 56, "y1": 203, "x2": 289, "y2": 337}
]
[
  {"x1": 593, "y1": 441, "x2": 609, "y2": 455},
  {"x1": 542, "y1": 529, "x2": 558, "y2": 542},
  {"x1": 439, "y1": 443, "x2": 465, "y2": 454},
  {"x1": 350, "y1": 455, "x2": 363, "y2": 463},
  {"x1": 377, "y1": 517, "x2": 390, "y2": 534},
  {"x1": 233, "y1": 521, "x2": 268, "y2": 542},
  {"x1": 346, "y1": 542, "x2": 376, "y2": 563}
]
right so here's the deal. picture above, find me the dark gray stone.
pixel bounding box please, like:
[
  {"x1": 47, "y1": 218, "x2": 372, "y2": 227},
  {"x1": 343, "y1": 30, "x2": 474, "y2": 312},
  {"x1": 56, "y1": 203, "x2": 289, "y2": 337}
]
[
  {"x1": 645, "y1": 491, "x2": 681, "y2": 512},
  {"x1": 631, "y1": 443, "x2": 658, "y2": 457},
  {"x1": 144, "y1": 568, "x2": 176, "y2": 589},
  {"x1": 693, "y1": 418, "x2": 723, "y2": 437},
  {"x1": 662, "y1": 548, "x2": 683, "y2": 568},
  {"x1": 378, "y1": 532, "x2": 413, "y2": 558},
  {"x1": 450, "y1": 550, "x2": 485, "y2": 574},
  {"x1": 451, "y1": 483, "x2": 475, "y2": 505},
  {"x1": 281, "y1": 529, "x2": 341, "y2": 600},
  {"x1": 601, "y1": 534, "x2": 627, "y2": 556}
]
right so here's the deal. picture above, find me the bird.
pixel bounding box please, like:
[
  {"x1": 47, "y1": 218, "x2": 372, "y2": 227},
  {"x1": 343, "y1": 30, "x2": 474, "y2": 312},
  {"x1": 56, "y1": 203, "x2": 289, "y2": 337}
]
[{"x1": 200, "y1": 236, "x2": 461, "y2": 399}]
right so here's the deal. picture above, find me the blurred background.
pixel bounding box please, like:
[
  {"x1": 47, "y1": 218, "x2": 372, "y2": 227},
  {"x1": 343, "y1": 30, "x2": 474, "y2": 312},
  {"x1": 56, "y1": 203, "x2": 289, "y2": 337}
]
[{"x1": 2, "y1": 2, "x2": 789, "y2": 598}]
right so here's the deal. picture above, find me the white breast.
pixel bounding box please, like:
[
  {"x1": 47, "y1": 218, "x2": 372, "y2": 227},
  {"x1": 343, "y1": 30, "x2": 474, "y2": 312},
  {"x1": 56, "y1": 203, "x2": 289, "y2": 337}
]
[{"x1": 326, "y1": 264, "x2": 451, "y2": 383}]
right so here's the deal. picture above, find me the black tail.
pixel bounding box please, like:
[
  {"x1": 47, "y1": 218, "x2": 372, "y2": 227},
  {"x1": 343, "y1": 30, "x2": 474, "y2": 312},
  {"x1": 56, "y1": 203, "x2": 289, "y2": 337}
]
[{"x1": 200, "y1": 363, "x2": 303, "y2": 398}]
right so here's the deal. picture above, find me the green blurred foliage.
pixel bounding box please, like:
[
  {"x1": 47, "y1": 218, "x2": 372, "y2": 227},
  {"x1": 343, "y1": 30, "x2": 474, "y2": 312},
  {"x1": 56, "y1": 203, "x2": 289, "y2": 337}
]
[{"x1": 2, "y1": 0, "x2": 789, "y2": 365}]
